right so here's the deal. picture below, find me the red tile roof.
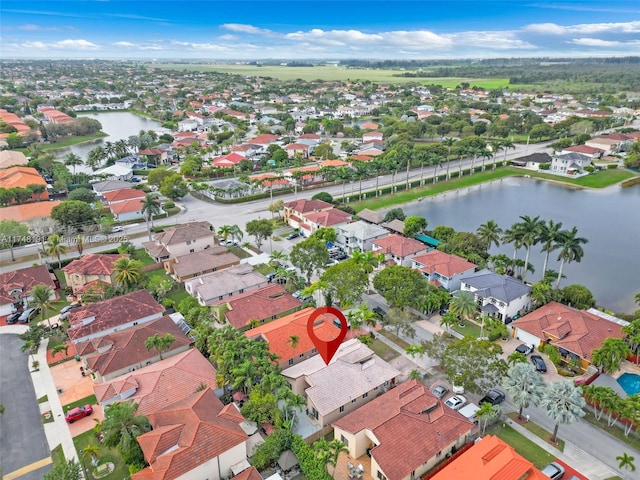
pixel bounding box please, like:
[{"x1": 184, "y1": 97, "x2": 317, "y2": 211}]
[
  {"x1": 0, "y1": 265, "x2": 57, "y2": 304},
  {"x1": 0, "y1": 166, "x2": 47, "y2": 190},
  {"x1": 304, "y1": 208, "x2": 352, "y2": 227},
  {"x1": 333, "y1": 380, "x2": 474, "y2": 480},
  {"x1": 231, "y1": 467, "x2": 262, "y2": 480},
  {"x1": 298, "y1": 133, "x2": 322, "y2": 140},
  {"x1": 412, "y1": 250, "x2": 477, "y2": 277},
  {"x1": 63, "y1": 253, "x2": 129, "y2": 276},
  {"x1": 132, "y1": 389, "x2": 247, "y2": 480},
  {"x1": 563, "y1": 145, "x2": 604, "y2": 155},
  {"x1": 373, "y1": 234, "x2": 427, "y2": 258},
  {"x1": 513, "y1": 302, "x2": 625, "y2": 361},
  {"x1": 320, "y1": 159, "x2": 349, "y2": 168},
  {"x1": 103, "y1": 188, "x2": 145, "y2": 203},
  {"x1": 67, "y1": 290, "x2": 164, "y2": 342},
  {"x1": 247, "y1": 133, "x2": 278, "y2": 145},
  {"x1": 245, "y1": 307, "x2": 342, "y2": 364},
  {"x1": 94, "y1": 349, "x2": 218, "y2": 416},
  {"x1": 285, "y1": 143, "x2": 309, "y2": 151},
  {"x1": 212, "y1": 283, "x2": 302, "y2": 329},
  {"x1": 0, "y1": 200, "x2": 61, "y2": 222},
  {"x1": 284, "y1": 198, "x2": 333, "y2": 214},
  {"x1": 110, "y1": 198, "x2": 144, "y2": 215}
]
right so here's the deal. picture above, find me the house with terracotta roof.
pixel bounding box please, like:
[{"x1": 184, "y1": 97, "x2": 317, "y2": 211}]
[
  {"x1": 332, "y1": 380, "x2": 474, "y2": 480},
  {"x1": 358, "y1": 147, "x2": 384, "y2": 157},
  {"x1": 109, "y1": 198, "x2": 145, "y2": 221},
  {"x1": 0, "y1": 200, "x2": 62, "y2": 223},
  {"x1": 429, "y1": 435, "x2": 548, "y2": 480},
  {"x1": 138, "y1": 148, "x2": 169, "y2": 166},
  {"x1": 164, "y1": 248, "x2": 241, "y2": 282},
  {"x1": 362, "y1": 131, "x2": 383, "y2": 142},
  {"x1": 586, "y1": 133, "x2": 634, "y2": 155},
  {"x1": 76, "y1": 314, "x2": 193, "y2": 382},
  {"x1": 102, "y1": 188, "x2": 145, "y2": 205},
  {"x1": 512, "y1": 302, "x2": 627, "y2": 370},
  {"x1": 212, "y1": 152, "x2": 246, "y2": 168},
  {"x1": 211, "y1": 283, "x2": 302, "y2": 331},
  {"x1": 0, "y1": 166, "x2": 49, "y2": 203},
  {"x1": 335, "y1": 220, "x2": 389, "y2": 253},
  {"x1": 372, "y1": 234, "x2": 429, "y2": 267},
  {"x1": 296, "y1": 133, "x2": 322, "y2": 146},
  {"x1": 285, "y1": 143, "x2": 310, "y2": 159},
  {"x1": 411, "y1": 251, "x2": 477, "y2": 292},
  {"x1": 143, "y1": 221, "x2": 215, "y2": 262},
  {"x1": 459, "y1": 269, "x2": 531, "y2": 323},
  {"x1": 562, "y1": 144, "x2": 605, "y2": 159},
  {"x1": 0, "y1": 150, "x2": 29, "y2": 170},
  {"x1": 132, "y1": 388, "x2": 249, "y2": 480},
  {"x1": 94, "y1": 348, "x2": 218, "y2": 415},
  {"x1": 184, "y1": 264, "x2": 269, "y2": 307},
  {"x1": 300, "y1": 208, "x2": 352, "y2": 236},
  {"x1": 67, "y1": 290, "x2": 165, "y2": 344},
  {"x1": 283, "y1": 198, "x2": 334, "y2": 230},
  {"x1": 0, "y1": 265, "x2": 57, "y2": 316},
  {"x1": 62, "y1": 253, "x2": 128, "y2": 294},
  {"x1": 245, "y1": 307, "x2": 342, "y2": 369},
  {"x1": 282, "y1": 339, "x2": 400, "y2": 427}
]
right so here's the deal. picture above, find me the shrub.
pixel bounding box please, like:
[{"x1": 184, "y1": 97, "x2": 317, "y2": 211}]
[
  {"x1": 607, "y1": 163, "x2": 618, "y2": 169},
  {"x1": 539, "y1": 163, "x2": 551, "y2": 170},
  {"x1": 163, "y1": 201, "x2": 175, "y2": 209}
]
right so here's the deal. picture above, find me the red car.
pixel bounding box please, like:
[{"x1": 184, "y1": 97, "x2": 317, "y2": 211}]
[{"x1": 65, "y1": 405, "x2": 93, "y2": 423}]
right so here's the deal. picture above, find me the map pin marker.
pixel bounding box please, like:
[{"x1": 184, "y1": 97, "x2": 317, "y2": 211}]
[{"x1": 307, "y1": 307, "x2": 348, "y2": 365}]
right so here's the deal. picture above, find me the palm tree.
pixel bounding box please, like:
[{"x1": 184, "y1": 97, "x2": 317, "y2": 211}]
[
  {"x1": 622, "y1": 319, "x2": 640, "y2": 365},
  {"x1": 51, "y1": 343, "x2": 69, "y2": 359},
  {"x1": 113, "y1": 257, "x2": 143, "y2": 289},
  {"x1": 44, "y1": 234, "x2": 67, "y2": 269},
  {"x1": 100, "y1": 400, "x2": 151, "y2": 452},
  {"x1": 358, "y1": 305, "x2": 378, "y2": 332},
  {"x1": 479, "y1": 148, "x2": 492, "y2": 172},
  {"x1": 217, "y1": 225, "x2": 234, "y2": 242},
  {"x1": 539, "y1": 220, "x2": 564, "y2": 276},
  {"x1": 144, "y1": 333, "x2": 176, "y2": 361},
  {"x1": 231, "y1": 360, "x2": 260, "y2": 393},
  {"x1": 490, "y1": 140, "x2": 503, "y2": 169},
  {"x1": 516, "y1": 215, "x2": 544, "y2": 283},
  {"x1": 21, "y1": 339, "x2": 38, "y2": 363},
  {"x1": 449, "y1": 290, "x2": 476, "y2": 324},
  {"x1": 81, "y1": 444, "x2": 100, "y2": 468},
  {"x1": 229, "y1": 224, "x2": 244, "y2": 245},
  {"x1": 86, "y1": 146, "x2": 106, "y2": 171},
  {"x1": 442, "y1": 137, "x2": 456, "y2": 180},
  {"x1": 64, "y1": 153, "x2": 83, "y2": 175},
  {"x1": 501, "y1": 226, "x2": 524, "y2": 263},
  {"x1": 506, "y1": 351, "x2": 528, "y2": 366},
  {"x1": 269, "y1": 250, "x2": 288, "y2": 267},
  {"x1": 591, "y1": 338, "x2": 631, "y2": 374},
  {"x1": 477, "y1": 402, "x2": 500, "y2": 435},
  {"x1": 530, "y1": 282, "x2": 553, "y2": 307},
  {"x1": 503, "y1": 362, "x2": 546, "y2": 420},
  {"x1": 29, "y1": 284, "x2": 54, "y2": 327},
  {"x1": 439, "y1": 312, "x2": 458, "y2": 335},
  {"x1": 351, "y1": 250, "x2": 380, "y2": 274},
  {"x1": 539, "y1": 380, "x2": 586, "y2": 443},
  {"x1": 141, "y1": 193, "x2": 161, "y2": 241},
  {"x1": 582, "y1": 385, "x2": 613, "y2": 421},
  {"x1": 352, "y1": 161, "x2": 370, "y2": 200},
  {"x1": 501, "y1": 139, "x2": 516, "y2": 165},
  {"x1": 335, "y1": 166, "x2": 353, "y2": 201},
  {"x1": 555, "y1": 226, "x2": 588, "y2": 288},
  {"x1": 476, "y1": 220, "x2": 503, "y2": 252},
  {"x1": 408, "y1": 369, "x2": 423, "y2": 381},
  {"x1": 617, "y1": 452, "x2": 636, "y2": 474},
  {"x1": 324, "y1": 439, "x2": 349, "y2": 479}
]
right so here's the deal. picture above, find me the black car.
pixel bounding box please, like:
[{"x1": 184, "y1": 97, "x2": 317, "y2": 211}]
[
  {"x1": 286, "y1": 232, "x2": 300, "y2": 240},
  {"x1": 515, "y1": 343, "x2": 535, "y2": 355},
  {"x1": 480, "y1": 388, "x2": 506, "y2": 406},
  {"x1": 6, "y1": 311, "x2": 22, "y2": 324},
  {"x1": 531, "y1": 354, "x2": 548, "y2": 373},
  {"x1": 18, "y1": 307, "x2": 40, "y2": 323},
  {"x1": 372, "y1": 306, "x2": 387, "y2": 319}
]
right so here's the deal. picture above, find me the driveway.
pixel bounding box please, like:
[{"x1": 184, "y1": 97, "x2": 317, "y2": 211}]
[{"x1": 0, "y1": 334, "x2": 52, "y2": 479}]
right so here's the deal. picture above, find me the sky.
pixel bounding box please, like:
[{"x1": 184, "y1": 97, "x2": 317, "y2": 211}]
[{"x1": 1, "y1": 1, "x2": 640, "y2": 60}]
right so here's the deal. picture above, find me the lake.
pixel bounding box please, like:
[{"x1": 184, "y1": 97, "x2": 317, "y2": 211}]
[
  {"x1": 401, "y1": 177, "x2": 640, "y2": 314},
  {"x1": 52, "y1": 111, "x2": 165, "y2": 174}
]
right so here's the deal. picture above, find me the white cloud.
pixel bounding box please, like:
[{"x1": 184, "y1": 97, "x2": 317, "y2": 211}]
[
  {"x1": 221, "y1": 24, "x2": 274, "y2": 36},
  {"x1": 113, "y1": 41, "x2": 136, "y2": 47},
  {"x1": 284, "y1": 28, "x2": 452, "y2": 49},
  {"x1": 171, "y1": 41, "x2": 230, "y2": 51},
  {"x1": 112, "y1": 41, "x2": 164, "y2": 50},
  {"x1": 525, "y1": 21, "x2": 640, "y2": 35},
  {"x1": 569, "y1": 37, "x2": 640, "y2": 47},
  {"x1": 16, "y1": 38, "x2": 99, "y2": 50},
  {"x1": 218, "y1": 34, "x2": 238, "y2": 41}
]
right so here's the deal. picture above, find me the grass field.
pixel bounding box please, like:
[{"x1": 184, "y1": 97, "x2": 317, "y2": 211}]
[
  {"x1": 73, "y1": 429, "x2": 131, "y2": 480},
  {"x1": 42, "y1": 132, "x2": 107, "y2": 151},
  {"x1": 62, "y1": 394, "x2": 97, "y2": 413}
]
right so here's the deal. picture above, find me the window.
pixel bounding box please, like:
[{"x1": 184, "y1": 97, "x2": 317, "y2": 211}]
[
  {"x1": 186, "y1": 240, "x2": 192, "y2": 245},
  {"x1": 288, "y1": 359, "x2": 294, "y2": 366},
  {"x1": 299, "y1": 353, "x2": 304, "y2": 358},
  {"x1": 377, "y1": 472, "x2": 386, "y2": 480},
  {"x1": 190, "y1": 249, "x2": 195, "y2": 253},
  {"x1": 339, "y1": 405, "x2": 345, "y2": 413},
  {"x1": 351, "y1": 399, "x2": 357, "y2": 403},
  {"x1": 132, "y1": 322, "x2": 138, "y2": 326},
  {"x1": 340, "y1": 435, "x2": 349, "y2": 447},
  {"x1": 312, "y1": 348, "x2": 317, "y2": 354},
  {"x1": 362, "y1": 392, "x2": 368, "y2": 399}
]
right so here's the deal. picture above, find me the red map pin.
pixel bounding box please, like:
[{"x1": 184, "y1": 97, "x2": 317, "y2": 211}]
[{"x1": 307, "y1": 307, "x2": 348, "y2": 365}]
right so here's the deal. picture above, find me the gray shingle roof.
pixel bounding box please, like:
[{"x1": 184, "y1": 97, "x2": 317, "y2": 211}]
[{"x1": 460, "y1": 269, "x2": 531, "y2": 303}]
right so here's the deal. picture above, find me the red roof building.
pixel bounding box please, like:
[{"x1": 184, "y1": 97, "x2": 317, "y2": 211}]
[
  {"x1": 0, "y1": 265, "x2": 57, "y2": 315},
  {"x1": 373, "y1": 234, "x2": 429, "y2": 267},
  {"x1": 103, "y1": 188, "x2": 145, "y2": 204},
  {"x1": 411, "y1": 250, "x2": 477, "y2": 292},
  {"x1": 62, "y1": 253, "x2": 129, "y2": 294}
]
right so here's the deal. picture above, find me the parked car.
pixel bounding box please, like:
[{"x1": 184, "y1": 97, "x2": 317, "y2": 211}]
[
  {"x1": 531, "y1": 354, "x2": 548, "y2": 373},
  {"x1": 111, "y1": 226, "x2": 124, "y2": 233},
  {"x1": 65, "y1": 405, "x2": 93, "y2": 423},
  {"x1": 515, "y1": 343, "x2": 535, "y2": 355},
  {"x1": 286, "y1": 232, "x2": 300, "y2": 240},
  {"x1": 458, "y1": 403, "x2": 480, "y2": 423},
  {"x1": 130, "y1": 177, "x2": 141, "y2": 183},
  {"x1": 480, "y1": 388, "x2": 506, "y2": 406},
  {"x1": 444, "y1": 394, "x2": 467, "y2": 410},
  {"x1": 60, "y1": 303, "x2": 82, "y2": 320},
  {"x1": 221, "y1": 240, "x2": 237, "y2": 247},
  {"x1": 18, "y1": 307, "x2": 40, "y2": 323},
  {"x1": 6, "y1": 311, "x2": 22, "y2": 324},
  {"x1": 431, "y1": 384, "x2": 449, "y2": 399},
  {"x1": 372, "y1": 306, "x2": 387, "y2": 319},
  {"x1": 266, "y1": 272, "x2": 277, "y2": 282},
  {"x1": 540, "y1": 461, "x2": 565, "y2": 479}
]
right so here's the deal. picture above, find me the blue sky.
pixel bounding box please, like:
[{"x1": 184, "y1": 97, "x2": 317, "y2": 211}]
[{"x1": 1, "y1": 1, "x2": 639, "y2": 59}]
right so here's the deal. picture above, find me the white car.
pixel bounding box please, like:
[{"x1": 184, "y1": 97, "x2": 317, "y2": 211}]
[
  {"x1": 444, "y1": 394, "x2": 467, "y2": 410},
  {"x1": 111, "y1": 226, "x2": 124, "y2": 233}
]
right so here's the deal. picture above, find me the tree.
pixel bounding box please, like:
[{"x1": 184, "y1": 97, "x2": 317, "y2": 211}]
[
  {"x1": 502, "y1": 362, "x2": 546, "y2": 419},
  {"x1": 439, "y1": 312, "x2": 458, "y2": 336},
  {"x1": 317, "y1": 259, "x2": 369, "y2": 307},
  {"x1": 113, "y1": 257, "x2": 143, "y2": 289},
  {"x1": 100, "y1": 400, "x2": 150, "y2": 468},
  {"x1": 373, "y1": 265, "x2": 428, "y2": 310},
  {"x1": 538, "y1": 220, "x2": 564, "y2": 276},
  {"x1": 540, "y1": 380, "x2": 585, "y2": 443},
  {"x1": 52, "y1": 343, "x2": 69, "y2": 359},
  {"x1": 67, "y1": 188, "x2": 96, "y2": 203},
  {"x1": 555, "y1": 226, "x2": 588, "y2": 288},
  {"x1": 147, "y1": 168, "x2": 173, "y2": 186},
  {"x1": 159, "y1": 173, "x2": 188, "y2": 199},
  {"x1": 141, "y1": 193, "x2": 162, "y2": 241},
  {"x1": 311, "y1": 191, "x2": 333, "y2": 204},
  {"x1": 0, "y1": 220, "x2": 29, "y2": 262},
  {"x1": 43, "y1": 459, "x2": 82, "y2": 480},
  {"x1": 240, "y1": 388, "x2": 281, "y2": 426},
  {"x1": 245, "y1": 219, "x2": 273, "y2": 250},
  {"x1": 515, "y1": 215, "x2": 544, "y2": 283},
  {"x1": 531, "y1": 282, "x2": 554, "y2": 308},
  {"x1": 309, "y1": 227, "x2": 337, "y2": 244},
  {"x1": 29, "y1": 284, "x2": 54, "y2": 327},
  {"x1": 449, "y1": 290, "x2": 476, "y2": 323},
  {"x1": 617, "y1": 453, "x2": 636, "y2": 474},
  {"x1": 27, "y1": 183, "x2": 47, "y2": 202},
  {"x1": 51, "y1": 200, "x2": 96, "y2": 228},
  {"x1": 477, "y1": 402, "x2": 501, "y2": 435},
  {"x1": 383, "y1": 208, "x2": 405, "y2": 223},
  {"x1": 268, "y1": 199, "x2": 284, "y2": 218},
  {"x1": 559, "y1": 284, "x2": 595, "y2": 309},
  {"x1": 476, "y1": 220, "x2": 503, "y2": 252},
  {"x1": 591, "y1": 338, "x2": 631, "y2": 374},
  {"x1": 44, "y1": 234, "x2": 67, "y2": 268},
  {"x1": 290, "y1": 237, "x2": 330, "y2": 284},
  {"x1": 441, "y1": 337, "x2": 507, "y2": 393},
  {"x1": 144, "y1": 333, "x2": 176, "y2": 360},
  {"x1": 403, "y1": 216, "x2": 428, "y2": 238},
  {"x1": 64, "y1": 153, "x2": 83, "y2": 174}
]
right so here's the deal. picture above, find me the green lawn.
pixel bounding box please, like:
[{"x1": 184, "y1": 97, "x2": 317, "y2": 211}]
[
  {"x1": 166, "y1": 287, "x2": 190, "y2": 305},
  {"x1": 144, "y1": 268, "x2": 169, "y2": 283},
  {"x1": 452, "y1": 319, "x2": 483, "y2": 338},
  {"x1": 73, "y1": 429, "x2": 131, "y2": 480},
  {"x1": 132, "y1": 248, "x2": 156, "y2": 266},
  {"x1": 41, "y1": 132, "x2": 108, "y2": 150},
  {"x1": 254, "y1": 263, "x2": 275, "y2": 276},
  {"x1": 51, "y1": 444, "x2": 65, "y2": 467},
  {"x1": 62, "y1": 394, "x2": 97, "y2": 413},
  {"x1": 486, "y1": 423, "x2": 556, "y2": 469},
  {"x1": 228, "y1": 245, "x2": 251, "y2": 259},
  {"x1": 38, "y1": 394, "x2": 49, "y2": 404},
  {"x1": 507, "y1": 413, "x2": 565, "y2": 452},
  {"x1": 369, "y1": 338, "x2": 400, "y2": 362},
  {"x1": 529, "y1": 168, "x2": 636, "y2": 188}
]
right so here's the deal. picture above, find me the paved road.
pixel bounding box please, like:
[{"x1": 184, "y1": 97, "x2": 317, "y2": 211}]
[{"x1": 0, "y1": 335, "x2": 52, "y2": 480}]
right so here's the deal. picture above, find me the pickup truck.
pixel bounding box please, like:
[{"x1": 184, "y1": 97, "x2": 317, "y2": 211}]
[{"x1": 458, "y1": 403, "x2": 480, "y2": 424}]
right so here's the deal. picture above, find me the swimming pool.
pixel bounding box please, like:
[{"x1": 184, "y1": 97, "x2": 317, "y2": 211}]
[{"x1": 617, "y1": 373, "x2": 640, "y2": 396}]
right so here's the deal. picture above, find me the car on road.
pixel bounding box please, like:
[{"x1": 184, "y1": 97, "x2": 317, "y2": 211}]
[
  {"x1": 286, "y1": 232, "x2": 300, "y2": 240},
  {"x1": 531, "y1": 354, "x2": 548, "y2": 373},
  {"x1": 372, "y1": 306, "x2": 387, "y2": 319},
  {"x1": 540, "y1": 461, "x2": 565, "y2": 479},
  {"x1": 6, "y1": 311, "x2": 22, "y2": 324},
  {"x1": 444, "y1": 394, "x2": 467, "y2": 410},
  {"x1": 515, "y1": 343, "x2": 535, "y2": 355},
  {"x1": 220, "y1": 240, "x2": 237, "y2": 247},
  {"x1": 130, "y1": 177, "x2": 141, "y2": 183},
  {"x1": 60, "y1": 303, "x2": 82, "y2": 320},
  {"x1": 65, "y1": 405, "x2": 93, "y2": 423},
  {"x1": 111, "y1": 226, "x2": 124, "y2": 233},
  {"x1": 431, "y1": 384, "x2": 449, "y2": 399},
  {"x1": 18, "y1": 307, "x2": 40, "y2": 323},
  {"x1": 480, "y1": 388, "x2": 506, "y2": 406}
]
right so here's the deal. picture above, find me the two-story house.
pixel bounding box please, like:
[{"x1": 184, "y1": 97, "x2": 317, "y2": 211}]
[
  {"x1": 550, "y1": 152, "x2": 592, "y2": 176},
  {"x1": 164, "y1": 247, "x2": 241, "y2": 282},
  {"x1": 300, "y1": 208, "x2": 352, "y2": 236},
  {"x1": 372, "y1": 234, "x2": 429, "y2": 267},
  {"x1": 335, "y1": 220, "x2": 389, "y2": 253},
  {"x1": 283, "y1": 199, "x2": 334, "y2": 230},
  {"x1": 411, "y1": 251, "x2": 477, "y2": 292},
  {"x1": 459, "y1": 269, "x2": 532, "y2": 323},
  {"x1": 62, "y1": 253, "x2": 128, "y2": 295},
  {"x1": 0, "y1": 265, "x2": 58, "y2": 316},
  {"x1": 333, "y1": 380, "x2": 474, "y2": 480},
  {"x1": 282, "y1": 339, "x2": 400, "y2": 427},
  {"x1": 143, "y1": 221, "x2": 215, "y2": 263},
  {"x1": 184, "y1": 264, "x2": 269, "y2": 306}
]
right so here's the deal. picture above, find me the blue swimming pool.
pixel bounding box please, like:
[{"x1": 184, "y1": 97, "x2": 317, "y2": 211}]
[{"x1": 617, "y1": 373, "x2": 640, "y2": 396}]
